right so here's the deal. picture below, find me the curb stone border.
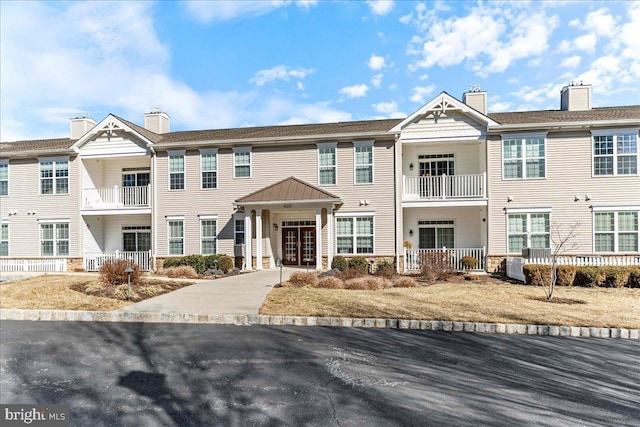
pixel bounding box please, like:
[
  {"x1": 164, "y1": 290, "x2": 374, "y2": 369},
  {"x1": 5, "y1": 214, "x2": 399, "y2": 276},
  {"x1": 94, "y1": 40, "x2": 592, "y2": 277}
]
[{"x1": 1, "y1": 309, "x2": 638, "y2": 340}]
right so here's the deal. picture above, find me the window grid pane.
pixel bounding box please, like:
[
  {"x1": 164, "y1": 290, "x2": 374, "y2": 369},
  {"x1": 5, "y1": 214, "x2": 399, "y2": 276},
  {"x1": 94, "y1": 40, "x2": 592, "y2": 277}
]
[
  {"x1": 235, "y1": 219, "x2": 245, "y2": 245},
  {"x1": 594, "y1": 213, "x2": 614, "y2": 232}
]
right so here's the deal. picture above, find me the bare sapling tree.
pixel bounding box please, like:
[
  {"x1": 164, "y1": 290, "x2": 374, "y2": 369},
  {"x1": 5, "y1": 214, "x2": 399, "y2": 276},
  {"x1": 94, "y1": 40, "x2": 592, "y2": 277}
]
[{"x1": 537, "y1": 222, "x2": 580, "y2": 301}]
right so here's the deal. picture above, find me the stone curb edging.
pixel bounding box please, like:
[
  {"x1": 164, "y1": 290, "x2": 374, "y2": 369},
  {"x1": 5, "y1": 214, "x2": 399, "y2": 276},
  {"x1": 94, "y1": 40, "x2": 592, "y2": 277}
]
[{"x1": 1, "y1": 309, "x2": 638, "y2": 340}]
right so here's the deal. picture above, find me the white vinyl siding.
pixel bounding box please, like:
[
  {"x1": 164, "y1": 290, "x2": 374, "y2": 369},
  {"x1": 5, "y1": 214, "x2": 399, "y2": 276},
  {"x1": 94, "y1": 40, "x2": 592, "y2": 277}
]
[
  {"x1": 167, "y1": 219, "x2": 184, "y2": 255},
  {"x1": 503, "y1": 136, "x2": 545, "y2": 179},
  {"x1": 0, "y1": 222, "x2": 8, "y2": 256},
  {"x1": 336, "y1": 216, "x2": 374, "y2": 254},
  {"x1": 233, "y1": 148, "x2": 251, "y2": 178},
  {"x1": 593, "y1": 133, "x2": 638, "y2": 176},
  {"x1": 40, "y1": 222, "x2": 69, "y2": 256},
  {"x1": 200, "y1": 218, "x2": 217, "y2": 255},
  {"x1": 169, "y1": 152, "x2": 185, "y2": 190},
  {"x1": 354, "y1": 142, "x2": 373, "y2": 184},
  {"x1": 318, "y1": 143, "x2": 337, "y2": 185},
  {"x1": 507, "y1": 213, "x2": 550, "y2": 254},
  {"x1": 0, "y1": 161, "x2": 7, "y2": 196},
  {"x1": 201, "y1": 150, "x2": 218, "y2": 189},
  {"x1": 40, "y1": 158, "x2": 69, "y2": 195},
  {"x1": 594, "y1": 211, "x2": 639, "y2": 252}
]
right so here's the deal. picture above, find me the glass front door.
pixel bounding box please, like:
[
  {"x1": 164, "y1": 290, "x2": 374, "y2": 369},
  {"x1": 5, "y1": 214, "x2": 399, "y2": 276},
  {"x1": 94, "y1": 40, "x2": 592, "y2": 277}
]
[
  {"x1": 282, "y1": 227, "x2": 316, "y2": 266},
  {"x1": 123, "y1": 231, "x2": 151, "y2": 252}
]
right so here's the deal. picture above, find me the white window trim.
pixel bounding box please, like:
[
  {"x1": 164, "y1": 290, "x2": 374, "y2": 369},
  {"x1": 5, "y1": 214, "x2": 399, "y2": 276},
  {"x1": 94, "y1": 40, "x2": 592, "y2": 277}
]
[
  {"x1": 233, "y1": 213, "x2": 245, "y2": 246},
  {"x1": 38, "y1": 156, "x2": 70, "y2": 195},
  {"x1": 200, "y1": 148, "x2": 218, "y2": 190},
  {"x1": 417, "y1": 219, "x2": 456, "y2": 249},
  {"x1": 505, "y1": 211, "x2": 552, "y2": 254},
  {"x1": 38, "y1": 221, "x2": 70, "y2": 257},
  {"x1": 592, "y1": 209, "x2": 640, "y2": 253},
  {"x1": 166, "y1": 216, "x2": 185, "y2": 256},
  {"x1": 501, "y1": 133, "x2": 547, "y2": 180},
  {"x1": 335, "y1": 214, "x2": 375, "y2": 255},
  {"x1": 199, "y1": 215, "x2": 218, "y2": 255},
  {"x1": 233, "y1": 147, "x2": 252, "y2": 179},
  {"x1": 0, "y1": 220, "x2": 8, "y2": 257},
  {"x1": 317, "y1": 142, "x2": 338, "y2": 186},
  {"x1": 591, "y1": 129, "x2": 639, "y2": 177},
  {"x1": 0, "y1": 160, "x2": 8, "y2": 197},
  {"x1": 353, "y1": 141, "x2": 374, "y2": 185},
  {"x1": 168, "y1": 150, "x2": 186, "y2": 191}
]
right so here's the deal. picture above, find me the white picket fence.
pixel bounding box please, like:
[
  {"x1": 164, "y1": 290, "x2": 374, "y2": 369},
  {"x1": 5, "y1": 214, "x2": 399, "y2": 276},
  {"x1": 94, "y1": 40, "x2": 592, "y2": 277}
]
[
  {"x1": 506, "y1": 255, "x2": 640, "y2": 282},
  {"x1": 83, "y1": 251, "x2": 151, "y2": 271},
  {"x1": 0, "y1": 258, "x2": 67, "y2": 272},
  {"x1": 404, "y1": 247, "x2": 486, "y2": 272}
]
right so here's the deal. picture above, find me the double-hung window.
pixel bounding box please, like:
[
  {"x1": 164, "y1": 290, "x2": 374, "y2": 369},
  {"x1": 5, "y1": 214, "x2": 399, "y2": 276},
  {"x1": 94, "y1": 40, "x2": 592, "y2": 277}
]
[
  {"x1": 594, "y1": 209, "x2": 639, "y2": 252},
  {"x1": 201, "y1": 150, "x2": 218, "y2": 189},
  {"x1": 40, "y1": 221, "x2": 69, "y2": 256},
  {"x1": 502, "y1": 135, "x2": 546, "y2": 179},
  {"x1": 167, "y1": 217, "x2": 184, "y2": 255},
  {"x1": 593, "y1": 131, "x2": 638, "y2": 176},
  {"x1": 506, "y1": 211, "x2": 550, "y2": 254},
  {"x1": 200, "y1": 216, "x2": 217, "y2": 255},
  {"x1": 233, "y1": 147, "x2": 251, "y2": 178},
  {"x1": 336, "y1": 215, "x2": 374, "y2": 254},
  {"x1": 318, "y1": 143, "x2": 337, "y2": 185},
  {"x1": 0, "y1": 222, "x2": 8, "y2": 256},
  {"x1": 168, "y1": 151, "x2": 185, "y2": 190},
  {"x1": 234, "y1": 216, "x2": 245, "y2": 245},
  {"x1": 40, "y1": 158, "x2": 69, "y2": 194},
  {"x1": 354, "y1": 141, "x2": 373, "y2": 184},
  {"x1": 0, "y1": 161, "x2": 8, "y2": 196}
]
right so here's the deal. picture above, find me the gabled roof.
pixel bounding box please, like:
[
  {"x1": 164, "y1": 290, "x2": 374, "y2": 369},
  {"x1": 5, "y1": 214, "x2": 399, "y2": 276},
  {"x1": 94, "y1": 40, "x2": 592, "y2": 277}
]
[
  {"x1": 0, "y1": 138, "x2": 74, "y2": 155},
  {"x1": 70, "y1": 114, "x2": 156, "y2": 152},
  {"x1": 235, "y1": 176, "x2": 341, "y2": 204},
  {"x1": 389, "y1": 91, "x2": 499, "y2": 133}
]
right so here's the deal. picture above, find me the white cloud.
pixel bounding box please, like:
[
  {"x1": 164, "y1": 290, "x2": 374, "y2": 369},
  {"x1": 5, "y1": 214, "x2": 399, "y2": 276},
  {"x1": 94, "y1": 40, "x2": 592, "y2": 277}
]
[
  {"x1": 250, "y1": 65, "x2": 315, "y2": 86},
  {"x1": 366, "y1": 1, "x2": 394, "y2": 16},
  {"x1": 339, "y1": 84, "x2": 370, "y2": 98},
  {"x1": 182, "y1": 0, "x2": 316, "y2": 24},
  {"x1": 560, "y1": 55, "x2": 581, "y2": 68},
  {"x1": 573, "y1": 33, "x2": 597, "y2": 54},
  {"x1": 367, "y1": 55, "x2": 386, "y2": 70},
  {"x1": 410, "y1": 85, "x2": 436, "y2": 103},
  {"x1": 371, "y1": 74, "x2": 383, "y2": 88},
  {"x1": 372, "y1": 101, "x2": 397, "y2": 114}
]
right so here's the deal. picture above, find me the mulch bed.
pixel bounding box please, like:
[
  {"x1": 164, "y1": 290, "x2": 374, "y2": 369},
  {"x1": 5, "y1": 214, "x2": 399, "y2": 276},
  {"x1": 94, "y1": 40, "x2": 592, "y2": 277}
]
[{"x1": 70, "y1": 279, "x2": 195, "y2": 303}]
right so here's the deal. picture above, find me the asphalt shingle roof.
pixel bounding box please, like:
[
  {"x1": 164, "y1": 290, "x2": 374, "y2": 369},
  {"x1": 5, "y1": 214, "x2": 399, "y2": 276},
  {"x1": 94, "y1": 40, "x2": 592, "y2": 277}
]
[{"x1": 488, "y1": 105, "x2": 640, "y2": 125}]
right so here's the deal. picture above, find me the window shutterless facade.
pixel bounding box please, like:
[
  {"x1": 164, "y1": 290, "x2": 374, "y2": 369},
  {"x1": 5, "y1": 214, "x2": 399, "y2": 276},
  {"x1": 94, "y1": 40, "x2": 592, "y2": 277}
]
[
  {"x1": 234, "y1": 217, "x2": 245, "y2": 245},
  {"x1": 168, "y1": 151, "x2": 185, "y2": 190},
  {"x1": 592, "y1": 131, "x2": 638, "y2": 176},
  {"x1": 167, "y1": 218, "x2": 184, "y2": 255},
  {"x1": 200, "y1": 217, "x2": 218, "y2": 255},
  {"x1": 594, "y1": 210, "x2": 639, "y2": 252},
  {"x1": 502, "y1": 135, "x2": 546, "y2": 179},
  {"x1": 336, "y1": 215, "x2": 374, "y2": 254},
  {"x1": 418, "y1": 220, "x2": 454, "y2": 249},
  {"x1": 506, "y1": 212, "x2": 550, "y2": 254},
  {"x1": 233, "y1": 147, "x2": 251, "y2": 178},
  {"x1": 40, "y1": 222, "x2": 69, "y2": 256},
  {"x1": 200, "y1": 149, "x2": 218, "y2": 189},
  {"x1": 0, "y1": 222, "x2": 8, "y2": 256},
  {"x1": 40, "y1": 158, "x2": 69, "y2": 195},
  {"x1": 354, "y1": 141, "x2": 373, "y2": 184},
  {"x1": 0, "y1": 161, "x2": 7, "y2": 196},
  {"x1": 318, "y1": 143, "x2": 337, "y2": 185}
]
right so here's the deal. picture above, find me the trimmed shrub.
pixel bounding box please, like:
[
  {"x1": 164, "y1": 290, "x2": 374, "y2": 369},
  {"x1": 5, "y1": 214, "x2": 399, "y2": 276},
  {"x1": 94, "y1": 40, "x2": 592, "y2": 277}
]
[
  {"x1": 522, "y1": 264, "x2": 551, "y2": 287},
  {"x1": 375, "y1": 259, "x2": 396, "y2": 279},
  {"x1": 464, "y1": 274, "x2": 480, "y2": 281},
  {"x1": 460, "y1": 256, "x2": 478, "y2": 272},
  {"x1": 602, "y1": 267, "x2": 630, "y2": 288},
  {"x1": 181, "y1": 255, "x2": 206, "y2": 274},
  {"x1": 392, "y1": 276, "x2": 418, "y2": 288},
  {"x1": 574, "y1": 267, "x2": 606, "y2": 287},
  {"x1": 217, "y1": 255, "x2": 234, "y2": 273},
  {"x1": 162, "y1": 257, "x2": 183, "y2": 269},
  {"x1": 316, "y1": 276, "x2": 344, "y2": 289},
  {"x1": 288, "y1": 272, "x2": 318, "y2": 288},
  {"x1": 348, "y1": 256, "x2": 370, "y2": 272},
  {"x1": 165, "y1": 266, "x2": 199, "y2": 279},
  {"x1": 331, "y1": 256, "x2": 349, "y2": 271},
  {"x1": 344, "y1": 276, "x2": 391, "y2": 290},
  {"x1": 204, "y1": 254, "x2": 221, "y2": 270},
  {"x1": 556, "y1": 266, "x2": 578, "y2": 286},
  {"x1": 629, "y1": 267, "x2": 640, "y2": 288},
  {"x1": 99, "y1": 259, "x2": 142, "y2": 287}
]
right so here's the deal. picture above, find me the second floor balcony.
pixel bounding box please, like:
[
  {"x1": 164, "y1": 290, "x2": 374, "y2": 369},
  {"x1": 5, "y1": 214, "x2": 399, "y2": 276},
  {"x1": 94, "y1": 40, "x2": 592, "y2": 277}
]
[
  {"x1": 403, "y1": 173, "x2": 486, "y2": 203},
  {"x1": 82, "y1": 185, "x2": 151, "y2": 210}
]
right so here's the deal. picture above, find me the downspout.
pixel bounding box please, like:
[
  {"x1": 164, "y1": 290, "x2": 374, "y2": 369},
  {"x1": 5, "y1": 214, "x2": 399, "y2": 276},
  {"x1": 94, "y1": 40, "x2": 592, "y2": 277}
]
[
  {"x1": 151, "y1": 149, "x2": 158, "y2": 272},
  {"x1": 394, "y1": 133, "x2": 400, "y2": 273}
]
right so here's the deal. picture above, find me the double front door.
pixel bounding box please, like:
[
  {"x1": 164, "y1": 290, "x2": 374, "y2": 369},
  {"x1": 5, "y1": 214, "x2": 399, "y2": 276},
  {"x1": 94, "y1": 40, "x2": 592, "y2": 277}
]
[{"x1": 282, "y1": 227, "x2": 315, "y2": 266}]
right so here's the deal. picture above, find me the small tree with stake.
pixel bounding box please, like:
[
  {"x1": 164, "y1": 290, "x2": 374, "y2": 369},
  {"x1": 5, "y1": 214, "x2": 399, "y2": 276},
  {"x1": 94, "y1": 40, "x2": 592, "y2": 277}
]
[{"x1": 537, "y1": 222, "x2": 579, "y2": 301}]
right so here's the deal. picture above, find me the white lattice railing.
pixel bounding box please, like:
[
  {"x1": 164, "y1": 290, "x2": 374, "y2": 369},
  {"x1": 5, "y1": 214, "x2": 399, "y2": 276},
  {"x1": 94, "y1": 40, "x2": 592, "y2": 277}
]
[
  {"x1": 0, "y1": 258, "x2": 67, "y2": 272},
  {"x1": 84, "y1": 251, "x2": 151, "y2": 271},
  {"x1": 403, "y1": 173, "x2": 486, "y2": 200},
  {"x1": 83, "y1": 185, "x2": 150, "y2": 209},
  {"x1": 404, "y1": 247, "x2": 486, "y2": 272}
]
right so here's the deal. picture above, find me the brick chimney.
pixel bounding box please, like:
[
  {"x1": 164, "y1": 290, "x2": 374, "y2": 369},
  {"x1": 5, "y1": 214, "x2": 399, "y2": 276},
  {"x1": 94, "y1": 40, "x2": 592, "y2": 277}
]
[
  {"x1": 69, "y1": 114, "x2": 97, "y2": 139},
  {"x1": 561, "y1": 82, "x2": 591, "y2": 111},
  {"x1": 462, "y1": 85, "x2": 488, "y2": 115},
  {"x1": 144, "y1": 108, "x2": 170, "y2": 134}
]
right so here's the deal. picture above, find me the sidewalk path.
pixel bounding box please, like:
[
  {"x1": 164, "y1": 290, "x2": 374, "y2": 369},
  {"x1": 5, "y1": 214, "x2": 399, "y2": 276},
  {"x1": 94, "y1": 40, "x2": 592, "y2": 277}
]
[{"x1": 118, "y1": 267, "x2": 299, "y2": 315}]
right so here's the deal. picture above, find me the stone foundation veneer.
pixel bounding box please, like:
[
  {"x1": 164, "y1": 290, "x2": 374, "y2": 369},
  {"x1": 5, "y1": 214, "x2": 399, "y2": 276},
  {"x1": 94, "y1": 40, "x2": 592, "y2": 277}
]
[{"x1": 66, "y1": 258, "x2": 84, "y2": 272}]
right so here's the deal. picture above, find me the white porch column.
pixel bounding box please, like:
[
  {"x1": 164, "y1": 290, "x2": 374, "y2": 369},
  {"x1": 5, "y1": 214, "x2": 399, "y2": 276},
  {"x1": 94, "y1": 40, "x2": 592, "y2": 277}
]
[
  {"x1": 244, "y1": 210, "x2": 253, "y2": 271},
  {"x1": 316, "y1": 208, "x2": 322, "y2": 270},
  {"x1": 326, "y1": 208, "x2": 333, "y2": 269},
  {"x1": 255, "y1": 210, "x2": 263, "y2": 270}
]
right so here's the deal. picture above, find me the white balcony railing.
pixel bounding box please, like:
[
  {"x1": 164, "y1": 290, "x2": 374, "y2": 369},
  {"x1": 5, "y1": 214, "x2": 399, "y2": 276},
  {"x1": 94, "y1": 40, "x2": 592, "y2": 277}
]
[
  {"x1": 404, "y1": 247, "x2": 486, "y2": 272},
  {"x1": 83, "y1": 185, "x2": 150, "y2": 209},
  {"x1": 83, "y1": 251, "x2": 152, "y2": 271},
  {"x1": 403, "y1": 173, "x2": 486, "y2": 200}
]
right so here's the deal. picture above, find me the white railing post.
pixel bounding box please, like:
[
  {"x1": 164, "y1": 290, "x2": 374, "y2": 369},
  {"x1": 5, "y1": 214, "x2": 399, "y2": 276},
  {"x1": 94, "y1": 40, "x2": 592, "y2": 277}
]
[{"x1": 441, "y1": 174, "x2": 446, "y2": 199}]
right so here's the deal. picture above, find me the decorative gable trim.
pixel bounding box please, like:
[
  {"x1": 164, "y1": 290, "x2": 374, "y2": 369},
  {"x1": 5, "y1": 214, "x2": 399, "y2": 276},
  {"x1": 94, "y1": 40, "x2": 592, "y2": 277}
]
[{"x1": 70, "y1": 114, "x2": 155, "y2": 156}]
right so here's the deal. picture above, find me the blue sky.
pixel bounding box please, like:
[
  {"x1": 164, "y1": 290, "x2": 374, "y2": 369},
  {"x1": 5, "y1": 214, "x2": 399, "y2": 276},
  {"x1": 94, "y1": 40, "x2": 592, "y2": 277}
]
[{"x1": 1, "y1": 0, "x2": 639, "y2": 142}]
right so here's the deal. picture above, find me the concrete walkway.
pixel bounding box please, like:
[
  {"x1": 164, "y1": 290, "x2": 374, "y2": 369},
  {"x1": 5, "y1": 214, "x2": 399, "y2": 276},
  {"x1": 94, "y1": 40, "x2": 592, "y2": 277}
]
[{"x1": 118, "y1": 267, "x2": 299, "y2": 315}]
